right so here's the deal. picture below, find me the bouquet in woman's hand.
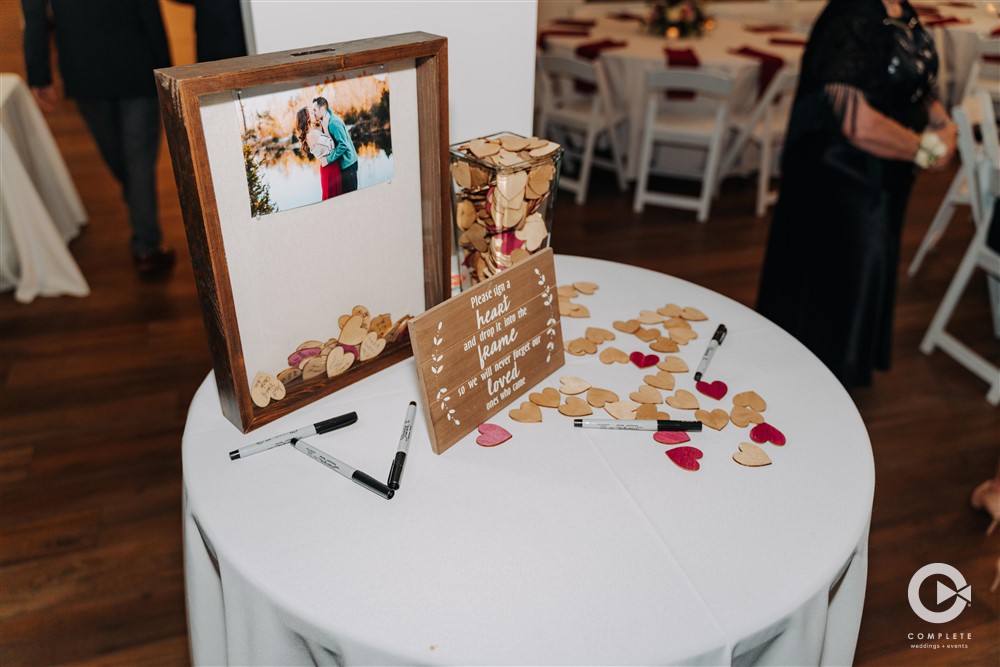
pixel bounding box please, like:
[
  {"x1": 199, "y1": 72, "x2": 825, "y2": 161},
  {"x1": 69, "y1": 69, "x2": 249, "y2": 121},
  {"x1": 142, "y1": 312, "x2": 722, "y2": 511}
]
[{"x1": 646, "y1": 0, "x2": 711, "y2": 38}]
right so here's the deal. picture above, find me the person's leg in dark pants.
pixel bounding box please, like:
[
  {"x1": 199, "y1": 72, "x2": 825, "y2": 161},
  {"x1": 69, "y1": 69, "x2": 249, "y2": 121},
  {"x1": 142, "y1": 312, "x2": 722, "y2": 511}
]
[{"x1": 342, "y1": 161, "x2": 358, "y2": 193}]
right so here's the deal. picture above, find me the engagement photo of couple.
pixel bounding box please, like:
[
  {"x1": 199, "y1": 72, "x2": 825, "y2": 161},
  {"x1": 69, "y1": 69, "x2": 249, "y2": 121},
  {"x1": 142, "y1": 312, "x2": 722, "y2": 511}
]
[{"x1": 239, "y1": 71, "x2": 393, "y2": 217}]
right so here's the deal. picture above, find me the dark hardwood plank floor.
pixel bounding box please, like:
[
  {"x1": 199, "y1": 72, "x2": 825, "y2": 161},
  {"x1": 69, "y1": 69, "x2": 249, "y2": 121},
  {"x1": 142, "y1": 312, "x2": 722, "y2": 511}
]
[{"x1": 1, "y1": 4, "x2": 996, "y2": 665}]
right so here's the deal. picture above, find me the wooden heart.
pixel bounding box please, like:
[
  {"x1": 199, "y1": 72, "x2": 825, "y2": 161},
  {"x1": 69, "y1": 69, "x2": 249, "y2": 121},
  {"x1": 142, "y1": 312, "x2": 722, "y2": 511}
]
[
  {"x1": 634, "y1": 327, "x2": 659, "y2": 342},
  {"x1": 666, "y1": 446, "x2": 703, "y2": 471},
  {"x1": 667, "y1": 328, "x2": 697, "y2": 345},
  {"x1": 510, "y1": 248, "x2": 531, "y2": 264},
  {"x1": 587, "y1": 387, "x2": 619, "y2": 408},
  {"x1": 733, "y1": 391, "x2": 767, "y2": 412},
  {"x1": 599, "y1": 347, "x2": 629, "y2": 364},
  {"x1": 326, "y1": 347, "x2": 355, "y2": 378},
  {"x1": 657, "y1": 303, "x2": 682, "y2": 317},
  {"x1": 695, "y1": 380, "x2": 728, "y2": 401},
  {"x1": 638, "y1": 309, "x2": 665, "y2": 324},
  {"x1": 339, "y1": 314, "x2": 369, "y2": 347},
  {"x1": 557, "y1": 285, "x2": 579, "y2": 299},
  {"x1": 657, "y1": 356, "x2": 689, "y2": 373},
  {"x1": 456, "y1": 199, "x2": 477, "y2": 230},
  {"x1": 695, "y1": 408, "x2": 729, "y2": 431},
  {"x1": 499, "y1": 134, "x2": 532, "y2": 152},
  {"x1": 629, "y1": 352, "x2": 659, "y2": 368},
  {"x1": 733, "y1": 442, "x2": 772, "y2": 467},
  {"x1": 529, "y1": 387, "x2": 561, "y2": 408},
  {"x1": 567, "y1": 337, "x2": 598, "y2": 356},
  {"x1": 663, "y1": 317, "x2": 691, "y2": 331},
  {"x1": 750, "y1": 422, "x2": 786, "y2": 446},
  {"x1": 302, "y1": 355, "x2": 327, "y2": 381},
  {"x1": 558, "y1": 396, "x2": 593, "y2": 417},
  {"x1": 585, "y1": 327, "x2": 616, "y2": 344},
  {"x1": 636, "y1": 404, "x2": 670, "y2": 420},
  {"x1": 574, "y1": 281, "x2": 599, "y2": 294},
  {"x1": 653, "y1": 430, "x2": 690, "y2": 445},
  {"x1": 604, "y1": 399, "x2": 640, "y2": 420},
  {"x1": 666, "y1": 390, "x2": 699, "y2": 410},
  {"x1": 359, "y1": 331, "x2": 386, "y2": 361},
  {"x1": 452, "y1": 161, "x2": 472, "y2": 189},
  {"x1": 630, "y1": 385, "x2": 663, "y2": 404},
  {"x1": 681, "y1": 306, "x2": 708, "y2": 321},
  {"x1": 476, "y1": 422, "x2": 511, "y2": 446},
  {"x1": 514, "y1": 213, "x2": 548, "y2": 251},
  {"x1": 276, "y1": 367, "x2": 302, "y2": 386},
  {"x1": 288, "y1": 347, "x2": 322, "y2": 368},
  {"x1": 564, "y1": 302, "x2": 589, "y2": 318},
  {"x1": 468, "y1": 138, "x2": 500, "y2": 158},
  {"x1": 730, "y1": 405, "x2": 765, "y2": 428},
  {"x1": 250, "y1": 372, "x2": 285, "y2": 408},
  {"x1": 644, "y1": 371, "x2": 675, "y2": 391},
  {"x1": 649, "y1": 337, "x2": 680, "y2": 353},
  {"x1": 509, "y1": 401, "x2": 542, "y2": 423},
  {"x1": 369, "y1": 314, "x2": 392, "y2": 336},
  {"x1": 613, "y1": 319, "x2": 641, "y2": 334},
  {"x1": 557, "y1": 376, "x2": 589, "y2": 396}
]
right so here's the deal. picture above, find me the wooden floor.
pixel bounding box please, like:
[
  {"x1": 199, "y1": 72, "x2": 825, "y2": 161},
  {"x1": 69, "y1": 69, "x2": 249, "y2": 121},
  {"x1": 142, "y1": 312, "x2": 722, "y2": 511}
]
[{"x1": 1, "y1": 6, "x2": 998, "y2": 667}]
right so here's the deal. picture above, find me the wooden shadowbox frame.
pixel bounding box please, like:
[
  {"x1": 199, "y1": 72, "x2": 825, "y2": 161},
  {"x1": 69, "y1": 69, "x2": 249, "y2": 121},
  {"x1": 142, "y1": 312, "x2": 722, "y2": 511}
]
[{"x1": 155, "y1": 32, "x2": 451, "y2": 432}]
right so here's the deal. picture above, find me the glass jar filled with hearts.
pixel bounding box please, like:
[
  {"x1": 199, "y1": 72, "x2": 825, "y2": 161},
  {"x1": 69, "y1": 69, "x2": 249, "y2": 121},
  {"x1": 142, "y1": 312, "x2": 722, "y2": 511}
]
[{"x1": 449, "y1": 132, "x2": 562, "y2": 293}]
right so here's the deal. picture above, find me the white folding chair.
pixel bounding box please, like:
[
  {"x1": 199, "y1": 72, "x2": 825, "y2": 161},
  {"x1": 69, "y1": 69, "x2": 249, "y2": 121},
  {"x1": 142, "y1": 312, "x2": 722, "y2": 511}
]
[
  {"x1": 959, "y1": 34, "x2": 1000, "y2": 113},
  {"x1": 717, "y1": 68, "x2": 798, "y2": 217},
  {"x1": 632, "y1": 69, "x2": 733, "y2": 222},
  {"x1": 920, "y1": 102, "x2": 1000, "y2": 405},
  {"x1": 535, "y1": 53, "x2": 628, "y2": 205},
  {"x1": 909, "y1": 89, "x2": 1000, "y2": 276}
]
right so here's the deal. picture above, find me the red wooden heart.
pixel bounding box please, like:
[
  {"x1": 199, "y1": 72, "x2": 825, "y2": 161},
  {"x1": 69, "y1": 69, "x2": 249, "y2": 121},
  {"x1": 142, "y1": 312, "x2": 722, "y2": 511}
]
[
  {"x1": 695, "y1": 380, "x2": 728, "y2": 400},
  {"x1": 666, "y1": 446, "x2": 703, "y2": 471},
  {"x1": 750, "y1": 422, "x2": 786, "y2": 446},
  {"x1": 476, "y1": 423, "x2": 512, "y2": 447},
  {"x1": 654, "y1": 431, "x2": 691, "y2": 445},
  {"x1": 629, "y1": 351, "x2": 659, "y2": 368}
]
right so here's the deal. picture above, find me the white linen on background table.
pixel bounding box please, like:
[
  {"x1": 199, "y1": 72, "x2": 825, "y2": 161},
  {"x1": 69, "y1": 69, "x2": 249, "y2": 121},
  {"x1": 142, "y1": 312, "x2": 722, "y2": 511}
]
[
  {"x1": 0, "y1": 73, "x2": 88, "y2": 303},
  {"x1": 182, "y1": 255, "x2": 874, "y2": 666}
]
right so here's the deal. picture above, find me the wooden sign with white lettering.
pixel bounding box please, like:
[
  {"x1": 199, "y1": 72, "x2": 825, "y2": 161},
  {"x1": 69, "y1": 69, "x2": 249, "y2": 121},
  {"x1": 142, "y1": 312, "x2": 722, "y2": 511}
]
[{"x1": 409, "y1": 249, "x2": 565, "y2": 454}]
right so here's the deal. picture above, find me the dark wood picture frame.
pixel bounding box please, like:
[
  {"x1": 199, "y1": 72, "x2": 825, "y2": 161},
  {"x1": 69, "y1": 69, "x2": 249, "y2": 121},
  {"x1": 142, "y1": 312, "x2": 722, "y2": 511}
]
[{"x1": 155, "y1": 32, "x2": 451, "y2": 433}]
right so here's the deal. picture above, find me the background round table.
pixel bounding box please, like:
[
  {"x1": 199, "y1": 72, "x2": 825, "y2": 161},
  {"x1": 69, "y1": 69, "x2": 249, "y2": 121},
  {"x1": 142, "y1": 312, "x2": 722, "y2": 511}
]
[{"x1": 182, "y1": 255, "x2": 874, "y2": 666}]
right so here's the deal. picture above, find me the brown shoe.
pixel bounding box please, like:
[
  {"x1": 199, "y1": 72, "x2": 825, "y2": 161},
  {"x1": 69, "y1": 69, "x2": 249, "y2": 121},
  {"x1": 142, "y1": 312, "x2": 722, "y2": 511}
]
[{"x1": 134, "y1": 246, "x2": 176, "y2": 278}]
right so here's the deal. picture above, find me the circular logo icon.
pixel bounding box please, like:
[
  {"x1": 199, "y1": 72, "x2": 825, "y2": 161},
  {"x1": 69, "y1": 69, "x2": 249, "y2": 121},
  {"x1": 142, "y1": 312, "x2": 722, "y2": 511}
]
[{"x1": 908, "y1": 563, "x2": 971, "y2": 624}]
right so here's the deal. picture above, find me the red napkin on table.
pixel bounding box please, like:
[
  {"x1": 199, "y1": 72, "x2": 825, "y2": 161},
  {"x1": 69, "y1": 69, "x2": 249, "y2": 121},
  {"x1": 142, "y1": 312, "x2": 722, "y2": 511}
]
[
  {"x1": 743, "y1": 24, "x2": 791, "y2": 34},
  {"x1": 538, "y1": 28, "x2": 591, "y2": 50},
  {"x1": 769, "y1": 36, "x2": 808, "y2": 47},
  {"x1": 991, "y1": 25, "x2": 1000, "y2": 37},
  {"x1": 664, "y1": 47, "x2": 700, "y2": 100},
  {"x1": 985, "y1": 55, "x2": 1000, "y2": 64},
  {"x1": 912, "y1": 5, "x2": 943, "y2": 17},
  {"x1": 553, "y1": 18, "x2": 597, "y2": 28},
  {"x1": 609, "y1": 12, "x2": 647, "y2": 21},
  {"x1": 573, "y1": 39, "x2": 627, "y2": 92},
  {"x1": 731, "y1": 46, "x2": 785, "y2": 99},
  {"x1": 922, "y1": 16, "x2": 970, "y2": 27},
  {"x1": 941, "y1": 1, "x2": 975, "y2": 7}
]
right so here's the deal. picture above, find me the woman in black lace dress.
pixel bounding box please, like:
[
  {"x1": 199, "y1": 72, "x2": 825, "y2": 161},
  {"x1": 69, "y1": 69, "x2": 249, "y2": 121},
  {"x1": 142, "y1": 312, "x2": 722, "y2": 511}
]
[{"x1": 756, "y1": 0, "x2": 956, "y2": 389}]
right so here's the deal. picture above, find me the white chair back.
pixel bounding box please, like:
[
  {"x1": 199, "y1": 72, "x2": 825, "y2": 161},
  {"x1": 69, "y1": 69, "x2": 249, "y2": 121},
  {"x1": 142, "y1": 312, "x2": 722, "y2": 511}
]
[{"x1": 959, "y1": 35, "x2": 1000, "y2": 107}]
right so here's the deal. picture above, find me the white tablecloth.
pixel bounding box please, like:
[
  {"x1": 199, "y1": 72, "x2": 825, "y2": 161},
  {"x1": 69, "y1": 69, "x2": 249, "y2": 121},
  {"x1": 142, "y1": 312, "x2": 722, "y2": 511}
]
[
  {"x1": 915, "y1": 2, "x2": 1000, "y2": 104},
  {"x1": 0, "y1": 73, "x2": 88, "y2": 303},
  {"x1": 182, "y1": 255, "x2": 874, "y2": 666}
]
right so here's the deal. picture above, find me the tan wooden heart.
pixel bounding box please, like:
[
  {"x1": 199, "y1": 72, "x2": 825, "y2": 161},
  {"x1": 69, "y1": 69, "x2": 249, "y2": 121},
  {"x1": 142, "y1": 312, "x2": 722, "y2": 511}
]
[
  {"x1": 650, "y1": 337, "x2": 680, "y2": 353},
  {"x1": 585, "y1": 327, "x2": 616, "y2": 344},
  {"x1": 613, "y1": 319, "x2": 641, "y2": 334},
  {"x1": 733, "y1": 391, "x2": 767, "y2": 412},
  {"x1": 369, "y1": 314, "x2": 393, "y2": 336},
  {"x1": 629, "y1": 385, "x2": 663, "y2": 404},
  {"x1": 496, "y1": 170, "x2": 529, "y2": 201},
  {"x1": 657, "y1": 303, "x2": 682, "y2": 318},
  {"x1": 456, "y1": 199, "x2": 477, "y2": 230},
  {"x1": 638, "y1": 309, "x2": 665, "y2": 324},
  {"x1": 326, "y1": 347, "x2": 355, "y2": 378},
  {"x1": 635, "y1": 327, "x2": 659, "y2": 342},
  {"x1": 499, "y1": 134, "x2": 531, "y2": 152},
  {"x1": 296, "y1": 340, "x2": 324, "y2": 351},
  {"x1": 510, "y1": 248, "x2": 531, "y2": 265},
  {"x1": 663, "y1": 317, "x2": 692, "y2": 330},
  {"x1": 452, "y1": 161, "x2": 472, "y2": 189},
  {"x1": 574, "y1": 281, "x2": 599, "y2": 294},
  {"x1": 666, "y1": 389, "x2": 699, "y2": 410},
  {"x1": 681, "y1": 306, "x2": 708, "y2": 321},
  {"x1": 604, "y1": 399, "x2": 640, "y2": 420},
  {"x1": 338, "y1": 314, "x2": 368, "y2": 347},
  {"x1": 559, "y1": 375, "x2": 591, "y2": 395},
  {"x1": 695, "y1": 408, "x2": 729, "y2": 431},
  {"x1": 529, "y1": 387, "x2": 561, "y2": 408},
  {"x1": 644, "y1": 371, "x2": 675, "y2": 391},
  {"x1": 730, "y1": 405, "x2": 765, "y2": 428},
  {"x1": 733, "y1": 442, "x2": 772, "y2": 467},
  {"x1": 565, "y1": 303, "x2": 589, "y2": 318},
  {"x1": 509, "y1": 401, "x2": 542, "y2": 423},
  {"x1": 468, "y1": 138, "x2": 500, "y2": 158},
  {"x1": 599, "y1": 347, "x2": 629, "y2": 364},
  {"x1": 667, "y1": 328, "x2": 697, "y2": 345},
  {"x1": 558, "y1": 396, "x2": 593, "y2": 417},
  {"x1": 636, "y1": 404, "x2": 670, "y2": 420},
  {"x1": 557, "y1": 285, "x2": 579, "y2": 299},
  {"x1": 567, "y1": 337, "x2": 597, "y2": 356},
  {"x1": 276, "y1": 367, "x2": 302, "y2": 386},
  {"x1": 359, "y1": 331, "x2": 386, "y2": 361},
  {"x1": 301, "y1": 355, "x2": 327, "y2": 381},
  {"x1": 657, "y1": 356, "x2": 688, "y2": 373},
  {"x1": 250, "y1": 371, "x2": 285, "y2": 408},
  {"x1": 587, "y1": 387, "x2": 619, "y2": 408},
  {"x1": 514, "y1": 213, "x2": 547, "y2": 251}
]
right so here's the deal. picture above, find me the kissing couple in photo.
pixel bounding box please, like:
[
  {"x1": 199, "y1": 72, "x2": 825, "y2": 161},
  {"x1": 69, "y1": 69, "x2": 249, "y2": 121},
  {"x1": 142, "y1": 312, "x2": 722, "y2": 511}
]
[{"x1": 295, "y1": 95, "x2": 359, "y2": 200}]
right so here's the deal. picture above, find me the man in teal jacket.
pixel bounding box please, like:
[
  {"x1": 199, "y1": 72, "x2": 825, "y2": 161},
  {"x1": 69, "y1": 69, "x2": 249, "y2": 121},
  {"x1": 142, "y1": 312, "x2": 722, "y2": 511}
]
[{"x1": 312, "y1": 96, "x2": 359, "y2": 193}]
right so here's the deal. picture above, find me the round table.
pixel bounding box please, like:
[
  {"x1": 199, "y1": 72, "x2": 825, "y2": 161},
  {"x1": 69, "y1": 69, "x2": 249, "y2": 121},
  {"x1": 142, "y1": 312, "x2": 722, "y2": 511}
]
[{"x1": 183, "y1": 255, "x2": 874, "y2": 666}]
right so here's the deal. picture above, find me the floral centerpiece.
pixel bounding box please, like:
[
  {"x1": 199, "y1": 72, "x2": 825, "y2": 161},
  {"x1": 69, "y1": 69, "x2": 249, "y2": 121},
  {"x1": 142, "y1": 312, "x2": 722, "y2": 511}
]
[{"x1": 646, "y1": 0, "x2": 712, "y2": 38}]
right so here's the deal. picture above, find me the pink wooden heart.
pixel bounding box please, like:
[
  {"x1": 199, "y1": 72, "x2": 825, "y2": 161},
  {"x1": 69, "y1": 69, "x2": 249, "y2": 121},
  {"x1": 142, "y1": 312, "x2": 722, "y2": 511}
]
[
  {"x1": 629, "y1": 351, "x2": 659, "y2": 368},
  {"x1": 476, "y1": 423, "x2": 512, "y2": 447},
  {"x1": 750, "y1": 422, "x2": 786, "y2": 446},
  {"x1": 654, "y1": 431, "x2": 691, "y2": 445},
  {"x1": 695, "y1": 380, "x2": 728, "y2": 400},
  {"x1": 666, "y1": 446, "x2": 703, "y2": 471}
]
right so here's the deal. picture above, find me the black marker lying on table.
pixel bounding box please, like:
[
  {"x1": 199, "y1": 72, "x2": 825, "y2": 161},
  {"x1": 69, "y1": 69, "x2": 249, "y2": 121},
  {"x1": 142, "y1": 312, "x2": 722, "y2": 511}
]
[
  {"x1": 574, "y1": 419, "x2": 702, "y2": 432},
  {"x1": 291, "y1": 436, "x2": 394, "y2": 500},
  {"x1": 387, "y1": 401, "x2": 417, "y2": 490},
  {"x1": 228, "y1": 412, "x2": 358, "y2": 460}
]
